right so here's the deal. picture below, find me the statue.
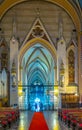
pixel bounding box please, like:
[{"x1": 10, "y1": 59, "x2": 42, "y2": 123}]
[{"x1": 11, "y1": 61, "x2": 16, "y2": 87}]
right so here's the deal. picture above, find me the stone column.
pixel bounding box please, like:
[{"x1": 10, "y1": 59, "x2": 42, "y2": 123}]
[{"x1": 10, "y1": 36, "x2": 19, "y2": 106}]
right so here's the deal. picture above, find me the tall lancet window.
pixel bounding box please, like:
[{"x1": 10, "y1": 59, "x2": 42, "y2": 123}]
[{"x1": 68, "y1": 50, "x2": 75, "y2": 83}]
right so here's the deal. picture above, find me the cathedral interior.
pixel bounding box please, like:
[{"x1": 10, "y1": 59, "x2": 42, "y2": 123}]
[{"x1": 0, "y1": 0, "x2": 82, "y2": 130}]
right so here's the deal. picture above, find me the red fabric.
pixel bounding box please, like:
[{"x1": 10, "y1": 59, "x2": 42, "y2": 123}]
[
  {"x1": 28, "y1": 112, "x2": 49, "y2": 130},
  {"x1": 79, "y1": 123, "x2": 82, "y2": 127},
  {"x1": 1, "y1": 120, "x2": 7, "y2": 125},
  {"x1": 71, "y1": 120, "x2": 77, "y2": 124},
  {"x1": 11, "y1": 111, "x2": 15, "y2": 115},
  {"x1": 63, "y1": 115, "x2": 67, "y2": 121}
]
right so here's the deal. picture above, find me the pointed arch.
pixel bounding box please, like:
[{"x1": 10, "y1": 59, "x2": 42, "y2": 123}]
[
  {"x1": 0, "y1": 0, "x2": 81, "y2": 32},
  {"x1": 19, "y1": 38, "x2": 56, "y2": 63},
  {"x1": 19, "y1": 38, "x2": 56, "y2": 81}
]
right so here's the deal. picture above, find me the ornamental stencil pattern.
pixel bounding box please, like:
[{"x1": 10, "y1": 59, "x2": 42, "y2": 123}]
[{"x1": 68, "y1": 50, "x2": 75, "y2": 83}]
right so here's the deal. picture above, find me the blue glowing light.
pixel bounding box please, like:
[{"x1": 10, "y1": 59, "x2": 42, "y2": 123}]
[
  {"x1": 35, "y1": 98, "x2": 40, "y2": 112},
  {"x1": 35, "y1": 97, "x2": 40, "y2": 103}
]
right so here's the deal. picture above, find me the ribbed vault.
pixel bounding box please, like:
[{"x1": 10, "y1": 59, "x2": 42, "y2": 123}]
[{"x1": 22, "y1": 43, "x2": 55, "y2": 85}]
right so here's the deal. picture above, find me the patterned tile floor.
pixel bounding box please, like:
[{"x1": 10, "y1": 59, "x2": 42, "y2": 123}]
[{"x1": 3, "y1": 111, "x2": 71, "y2": 130}]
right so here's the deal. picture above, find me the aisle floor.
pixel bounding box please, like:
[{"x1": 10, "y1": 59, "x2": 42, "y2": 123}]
[{"x1": 6, "y1": 111, "x2": 71, "y2": 130}]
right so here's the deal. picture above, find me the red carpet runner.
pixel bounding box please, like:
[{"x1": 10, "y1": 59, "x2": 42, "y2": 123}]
[{"x1": 28, "y1": 112, "x2": 49, "y2": 130}]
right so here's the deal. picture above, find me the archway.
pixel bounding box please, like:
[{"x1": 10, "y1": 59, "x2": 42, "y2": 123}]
[
  {"x1": 0, "y1": 0, "x2": 81, "y2": 32},
  {"x1": 19, "y1": 38, "x2": 57, "y2": 81},
  {"x1": 18, "y1": 38, "x2": 58, "y2": 110}
]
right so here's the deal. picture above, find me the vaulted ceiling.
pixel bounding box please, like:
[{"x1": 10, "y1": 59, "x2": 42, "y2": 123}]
[
  {"x1": 22, "y1": 43, "x2": 54, "y2": 85},
  {"x1": 0, "y1": 0, "x2": 81, "y2": 32}
]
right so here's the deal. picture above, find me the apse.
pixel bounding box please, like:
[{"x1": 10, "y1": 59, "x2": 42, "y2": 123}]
[{"x1": 19, "y1": 43, "x2": 55, "y2": 110}]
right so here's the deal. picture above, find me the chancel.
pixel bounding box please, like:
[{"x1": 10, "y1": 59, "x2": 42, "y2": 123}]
[{"x1": 0, "y1": 0, "x2": 82, "y2": 130}]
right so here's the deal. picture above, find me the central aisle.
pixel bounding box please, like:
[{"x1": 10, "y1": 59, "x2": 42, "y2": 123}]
[
  {"x1": 8, "y1": 111, "x2": 62, "y2": 130},
  {"x1": 28, "y1": 112, "x2": 49, "y2": 130}
]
